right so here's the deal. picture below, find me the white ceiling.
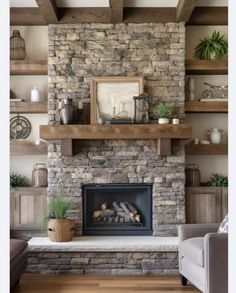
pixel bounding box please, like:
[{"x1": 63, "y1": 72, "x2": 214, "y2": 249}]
[{"x1": 10, "y1": 0, "x2": 228, "y2": 8}]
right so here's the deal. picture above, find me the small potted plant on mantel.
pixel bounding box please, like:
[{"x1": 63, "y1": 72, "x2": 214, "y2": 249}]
[
  {"x1": 153, "y1": 102, "x2": 174, "y2": 124},
  {"x1": 47, "y1": 196, "x2": 75, "y2": 242}
]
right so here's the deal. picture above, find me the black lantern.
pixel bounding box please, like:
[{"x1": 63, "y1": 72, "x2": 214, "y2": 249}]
[{"x1": 133, "y1": 93, "x2": 149, "y2": 124}]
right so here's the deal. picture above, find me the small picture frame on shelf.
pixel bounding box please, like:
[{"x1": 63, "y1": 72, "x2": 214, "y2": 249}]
[{"x1": 90, "y1": 76, "x2": 143, "y2": 124}]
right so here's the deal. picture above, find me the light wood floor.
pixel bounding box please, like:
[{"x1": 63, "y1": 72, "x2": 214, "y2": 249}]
[{"x1": 13, "y1": 274, "x2": 200, "y2": 293}]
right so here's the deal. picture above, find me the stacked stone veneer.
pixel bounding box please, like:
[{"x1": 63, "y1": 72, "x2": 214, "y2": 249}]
[
  {"x1": 47, "y1": 23, "x2": 186, "y2": 237},
  {"x1": 27, "y1": 251, "x2": 178, "y2": 274}
]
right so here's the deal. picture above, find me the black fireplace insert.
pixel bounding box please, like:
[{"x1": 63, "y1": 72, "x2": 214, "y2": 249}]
[{"x1": 83, "y1": 184, "x2": 153, "y2": 236}]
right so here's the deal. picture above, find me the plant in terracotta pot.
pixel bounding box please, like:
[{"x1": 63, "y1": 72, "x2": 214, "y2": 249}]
[
  {"x1": 47, "y1": 196, "x2": 75, "y2": 242},
  {"x1": 194, "y1": 31, "x2": 228, "y2": 60},
  {"x1": 153, "y1": 102, "x2": 174, "y2": 124}
]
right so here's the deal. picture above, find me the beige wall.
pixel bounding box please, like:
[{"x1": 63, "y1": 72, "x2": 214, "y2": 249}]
[
  {"x1": 186, "y1": 26, "x2": 228, "y2": 181},
  {"x1": 10, "y1": 26, "x2": 48, "y2": 181}
]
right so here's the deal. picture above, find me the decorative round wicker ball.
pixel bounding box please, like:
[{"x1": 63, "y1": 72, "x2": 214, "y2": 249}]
[{"x1": 10, "y1": 30, "x2": 26, "y2": 60}]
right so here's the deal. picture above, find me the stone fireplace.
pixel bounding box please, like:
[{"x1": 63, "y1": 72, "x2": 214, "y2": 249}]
[{"x1": 47, "y1": 22, "x2": 186, "y2": 237}]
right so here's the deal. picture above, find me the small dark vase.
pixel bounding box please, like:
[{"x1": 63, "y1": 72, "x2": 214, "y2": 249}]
[{"x1": 60, "y1": 99, "x2": 76, "y2": 125}]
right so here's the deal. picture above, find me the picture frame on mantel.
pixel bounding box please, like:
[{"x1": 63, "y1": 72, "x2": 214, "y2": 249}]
[{"x1": 90, "y1": 76, "x2": 143, "y2": 124}]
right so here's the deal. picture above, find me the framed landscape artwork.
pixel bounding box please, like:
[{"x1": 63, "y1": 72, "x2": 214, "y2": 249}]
[{"x1": 90, "y1": 76, "x2": 143, "y2": 124}]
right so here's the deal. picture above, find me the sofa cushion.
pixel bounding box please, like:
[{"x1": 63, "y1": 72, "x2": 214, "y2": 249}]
[
  {"x1": 218, "y1": 214, "x2": 228, "y2": 233},
  {"x1": 10, "y1": 239, "x2": 28, "y2": 261},
  {"x1": 181, "y1": 237, "x2": 204, "y2": 267}
]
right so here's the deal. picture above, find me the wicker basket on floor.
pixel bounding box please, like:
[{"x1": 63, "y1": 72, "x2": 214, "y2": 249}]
[{"x1": 47, "y1": 218, "x2": 75, "y2": 242}]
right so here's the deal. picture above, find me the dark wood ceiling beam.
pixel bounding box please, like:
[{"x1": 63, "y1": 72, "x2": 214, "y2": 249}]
[
  {"x1": 109, "y1": 0, "x2": 124, "y2": 23},
  {"x1": 123, "y1": 8, "x2": 176, "y2": 23},
  {"x1": 188, "y1": 7, "x2": 228, "y2": 25},
  {"x1": 10, "y1": 8, "x2": 47, "y2": 25},
  {"x1": 176, "y1": 0, "x2": 197, "y2": 22},
  {"x1": 35, "y1": 0, "x2": 58, "y2": 24},
  {"x1": 58, "y1": 8, "x2": 111, "y2": 23},
  {"x1": 10, "y1": 6, "x2": 228, "y2": 26}
]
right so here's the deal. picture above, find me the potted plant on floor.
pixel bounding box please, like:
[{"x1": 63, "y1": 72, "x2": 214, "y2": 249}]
[
  {"x1": 153, "y1": 102, "x2": 174, "y2": 124},
  {"x1": 47, "y1": 196, "x2": 75, "y2": 242},
  {"x1": 194, "y1": 31, "x2": 228, "y2": 60}
]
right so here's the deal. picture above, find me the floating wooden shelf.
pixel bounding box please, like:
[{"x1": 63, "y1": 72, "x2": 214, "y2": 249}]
[
  {"x1": 185, "y1": 59, "x2": 228, "y2": 75},
  {"x1": 10, "y1": 140, "x2": 48, "y2": 155},
  {"x1": 10, "y1": 60, "x2": 48, "y2": 75},
  {"x1": 185, "y1": 101, "x2": 228, "y2": 113},
  {"x1": 40, "y1": 124, "x2": 192, "y2": 156},
  {"x1": 185, "y1": 144, "x2": 228, "y2": 155},
  {"x1": 10, "y1": 101, "x2": 48, "y2": 114}
]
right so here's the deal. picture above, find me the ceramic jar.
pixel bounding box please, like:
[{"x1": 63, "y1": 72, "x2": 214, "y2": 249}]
[
  {"x1": 206, "y1": 128, "x2": 224, "y2": 144},
  {"x1": 31, "y1": 86, "x2": 42, "y2": 102},
  {"x1": 158, "y1": 118, "x2": 169, "y2": 124},
  {"x1": 60, "y1": 99, "x2": 76, "y2": 125}
]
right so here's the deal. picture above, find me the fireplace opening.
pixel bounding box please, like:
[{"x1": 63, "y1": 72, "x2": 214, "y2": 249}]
[{"x1": 83, "y1": 184, "x2": 153, "y2": 236}]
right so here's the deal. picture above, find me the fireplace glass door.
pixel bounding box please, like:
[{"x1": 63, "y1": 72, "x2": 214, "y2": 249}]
[{"x1": 83, "y1": 184, "x2": 152, "y2": 236}]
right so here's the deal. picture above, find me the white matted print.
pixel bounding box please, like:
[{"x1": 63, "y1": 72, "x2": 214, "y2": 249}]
[{"x1": 90, "y1": 77, "x2": 143, "y2": 124}]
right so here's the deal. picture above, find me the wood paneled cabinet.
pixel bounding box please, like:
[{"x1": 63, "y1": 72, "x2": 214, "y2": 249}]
[
  {"x1": 11, "y1": 187, "x2": 47, "y2": 230},
  {"x1": 185, "y1": 187, "x2": 228, "y2": 224}
]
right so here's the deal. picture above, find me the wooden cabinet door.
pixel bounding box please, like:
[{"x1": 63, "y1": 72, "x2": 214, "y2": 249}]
[
  {"x1": 186, "y1": 187, "x2": 222, "y2": 223},
  {"x1": 11, "y1": 187, "x2": 47, "y2": 230},
  {"x1": 221, "y1": 187, "x2": 228, "y2": 219}
]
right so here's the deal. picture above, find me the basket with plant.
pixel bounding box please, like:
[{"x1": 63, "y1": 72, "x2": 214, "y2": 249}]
[{"x1": 47, "y1": 196, "x2": 75, "y2": 242}]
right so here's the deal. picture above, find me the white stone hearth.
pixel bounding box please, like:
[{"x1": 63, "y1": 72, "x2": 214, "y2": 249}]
[{"x1": 28, "y1": 236, "x2": 178, "y2": 252}]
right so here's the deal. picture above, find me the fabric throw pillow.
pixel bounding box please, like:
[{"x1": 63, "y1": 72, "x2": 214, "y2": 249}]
[{"x1": 218, "y1": 214, "x2": 228, "y2": 233}]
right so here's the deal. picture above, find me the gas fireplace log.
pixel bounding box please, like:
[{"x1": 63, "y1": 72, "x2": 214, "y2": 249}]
[
  {"x1": 120, "y1": 202, "x2": 134, "y2": 218},
  {"x1": 124, "y1": 202, "x2": 138, "y2": 214},
  {"x1": 134, "y1": 214, "x2": 141, "y2": 222},
  {"x1": 93, "y1": 209, "x2": 115, "y2": 218},
  {"x1": 100, "y1": 202, "x2": 108, "y2": 210},
  {"x1": 113, "y1": 201, "x2": 123, "y2": 212}
]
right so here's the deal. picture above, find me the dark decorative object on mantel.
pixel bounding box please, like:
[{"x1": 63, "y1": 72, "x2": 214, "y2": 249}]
[
  {"x1": 10, "y1": 30, "x2": 26, "y2": 60},
  {"x1": 133, "y1": 93, "x2": 149, "y2": 124},
  {"x1": 10, "y1": 115, "x2": 31, "y2": 139},
  {"x1": 60, "y1": 98, "x2": 77, "y2": 125}
]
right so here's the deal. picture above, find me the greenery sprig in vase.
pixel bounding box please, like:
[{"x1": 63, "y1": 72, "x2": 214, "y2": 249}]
[{"x1": 194, "y1": 31, "x2": 228, "y2": 60}]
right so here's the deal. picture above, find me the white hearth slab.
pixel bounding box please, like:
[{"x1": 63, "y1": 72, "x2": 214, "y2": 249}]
[{"x1": 28, "y1": 237, "x2": 178, "y2": 252}]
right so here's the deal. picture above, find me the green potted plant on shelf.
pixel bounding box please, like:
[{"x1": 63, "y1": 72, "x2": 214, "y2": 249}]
[
  {"x1": 47, "y1": 196, "x2": 75, "y2": 242},
  {"x1": 153, "y1": 102, "x2": 174, "y2": 124},
  {"x1": 10, "y1": 172, "x2": 29, "y2": 192},
  {"x1": 194, "y1": 31, "x2": 228, "y2": 60},
  {"x1": 201, "y1": 173, "x2": 228, "y2": 187}
]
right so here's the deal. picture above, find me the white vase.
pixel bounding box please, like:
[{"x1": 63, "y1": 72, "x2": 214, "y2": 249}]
[
  {"x1": 188, "y1": 77, "x2": 195, "y2": 101},
  {"x1": 31, "y1": 86, "x2": 42, "y2": 102},
  {"x1": 206, "y1": 128, "x2": 223, "y2": 144},
  {"x1": 158, "y1": 118, "x2": 169, "y2": 124}
]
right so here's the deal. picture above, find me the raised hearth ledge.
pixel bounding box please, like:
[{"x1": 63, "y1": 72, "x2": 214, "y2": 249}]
[{"x1": 28, "y1": 236, "x2": 178, "y2": 252}]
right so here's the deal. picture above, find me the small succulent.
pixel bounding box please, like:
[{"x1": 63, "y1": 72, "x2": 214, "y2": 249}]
[
  {"x1": 10, "y1": 172, "x2": 29, "y2": 188},
  {"x1": 194, "y1": 31, "x2": 228, "y2": 60},
  {"x1": 153, "y1": 102, "x2": 174, "y2": 119},
  {"x1": 202, "y1": 173, "x2": 228, "y2": 187}
]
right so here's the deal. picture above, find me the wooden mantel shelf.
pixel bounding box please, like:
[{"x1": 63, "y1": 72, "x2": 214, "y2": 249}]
[{"x1": 40, "y1": 124, "x2": 192, "y2": 156}]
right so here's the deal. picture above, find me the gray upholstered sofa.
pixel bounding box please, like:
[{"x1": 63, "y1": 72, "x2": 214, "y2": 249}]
[{"x1": 178, "y1": 224, "x2": 228, "y2": 293}]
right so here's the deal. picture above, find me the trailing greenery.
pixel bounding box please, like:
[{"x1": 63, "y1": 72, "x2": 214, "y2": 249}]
[
  {"x1": 10, "y1": 172, "x2": 29, "y2": 188},
  {"x1": 201, "y1": 173, "x2": 228, "y2": 187},
  {"x1": 153, "y1": 102, "x2": 174, "y2": 119},
  {"x1": 48, "y1": 196, "x2": 73, "y2": 219},
  {"x1": 194, "y1": 31, "x2": 228, "y2": 60}
]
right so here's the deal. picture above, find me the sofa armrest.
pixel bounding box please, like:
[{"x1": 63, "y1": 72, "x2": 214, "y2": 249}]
[
  {"x1": 204, "y1": 233, "x2": 228, "y2": 293},
  {"x1": 178, "y1": 224, "x2": 219, "y2": 243}
]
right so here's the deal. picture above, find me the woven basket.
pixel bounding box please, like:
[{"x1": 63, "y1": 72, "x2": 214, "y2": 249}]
[
  {"x1": 10, "y1": 30, "x2": 25, "y2": 60},
  {"x1": 47, "y1": 219, "x2": 75, "y2": 242}
]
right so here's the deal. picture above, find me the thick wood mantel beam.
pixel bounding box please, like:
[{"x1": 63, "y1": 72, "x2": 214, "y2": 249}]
[
  {"x1": 176, "y1": 0, "x2": 197, "y2": 22},
  {"x1": 36, "y1": 0, "x2": 58, "y2": 24},
  {"x1": 109, "y1": 0, "x2": 124, "y2": 23}
]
